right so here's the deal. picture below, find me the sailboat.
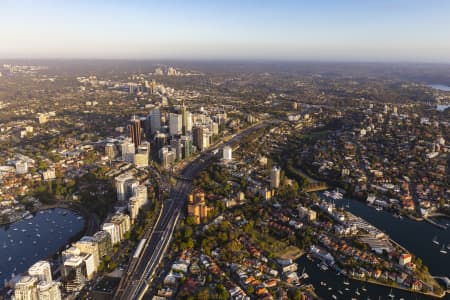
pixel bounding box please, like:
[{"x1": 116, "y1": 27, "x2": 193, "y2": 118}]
[
  {"x1": 299, "y1": 267, "x2": 309, "y2": 279},
  {"x1": 345, "y1": 199, "x2": 350, "y2": 208},
  {"x1": 440, "y1": 244, "x2": 447, "y2": 254},
  {"x1": 432, "y1": 236, "x2": 439, "y2": 245},
  {"x1": 388, "y1": 288, "x2": 395, "y2": 299},
  {"x1": 355, "y1": 288, "x2": 360, "y2": 295},
  {"x1": 344, "y1": 279, "x2": 350, "y2": 285},
  {"x1": 447, "y1": 243, "x2": 450, "y2": 250}
]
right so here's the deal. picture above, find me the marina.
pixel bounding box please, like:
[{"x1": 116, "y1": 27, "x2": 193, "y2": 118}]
[
  {"x1": 323, "y1": 193, "x2": 450, "y2": 278},
  {"x1": 296, "y1": 255, "x2": 437, "y2": 300},
  {"x1": 307, "y1": 192, "x2": 450, "y2": 298},
  {"x1": 0, "y1": 208, "x2": 84, "y2": 285}
]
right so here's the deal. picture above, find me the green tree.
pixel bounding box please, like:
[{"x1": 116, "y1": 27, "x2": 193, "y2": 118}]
[
  {"x1": 197, "y1": 288, "x2": 209, "y2": 300},
  {"x1": 216, "y1": 284, "x2": 228, "y2": 300}
]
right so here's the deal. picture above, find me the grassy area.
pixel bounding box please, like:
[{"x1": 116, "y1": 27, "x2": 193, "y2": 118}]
[{"x1": 275, "y1": 246, "x2": 304, "y2": 260}]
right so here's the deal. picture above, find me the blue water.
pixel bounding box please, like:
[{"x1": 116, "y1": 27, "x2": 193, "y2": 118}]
[
  {"x1": 0, "y1": 208, "x2": 84, "y2": 285},
  {"x1": 436, "y1": 104, "x2": 450, "y2": 112},
  {"x1": 429, "y1": 84, "x2": 450, "y2": 92},
  {"x1": 332, "y1": 196, "x2": 450, "y2": 278},
  {"x1": 298, "y1": 256, "x2": 435, "y2": 300},
  {"x1": 303, "y1": 193, "x2": 450, "y2": 299}
]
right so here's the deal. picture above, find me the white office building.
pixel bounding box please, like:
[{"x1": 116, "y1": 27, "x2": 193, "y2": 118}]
[
  {"x1": 223, "y1": 146, "x2": 232, "y2": 161},
  {"x1": 105, "y1": 143, "x2": 118, "y2": 160},
  {"x1": 115, "y1": 173, "x2": 134, "y2": 201},
  {"x1": 121, "y1": 139, "x2": 135, "y2": 163},
  {"x1": 102, "y1": 223, "x2": 120, "y2": 245},
  {"x1": 185, "y1": 111, "x2": 193, "y2": 133},
  {"x1": 169, "y1": 113, "x2": 182, "y2": 136},
  {"x1": 270, "y1": 166, "x2": 281, "y2": 189},
  {"x1": 149, "y1": 108, "x2": 162, "y2": 134}
]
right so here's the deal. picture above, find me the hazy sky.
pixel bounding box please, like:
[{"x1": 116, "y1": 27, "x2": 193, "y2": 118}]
[{"x1": 1, "y1": 0, "x2": 450, "y2": 62}]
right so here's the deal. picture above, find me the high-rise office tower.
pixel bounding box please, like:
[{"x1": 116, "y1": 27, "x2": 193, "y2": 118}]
[
  {"x1": 159, "y1": 146, "x2": 176, "y2": 168},
  {"x1": 180, "y1": 100, "x2": 192, "y2": 135},
  {"x1": 192, "y1": 126, "x2": 203, "y2": 150},
  {"x1": 115, "y1": 173, "x2": 134, "y2": 201},
  {"x1": 270, "y1": 166, "x2": 281, "y2": 189},
  {"x1": 135, "y1": 142, "x2": 150, "y2": 167},
  {"x1": 185, "y1": 111, "x2": 193, "y2": 134},
  {"x1": 223, "y1": 146, "x2": 232, "y2": 161},
  {"x1": 121, "y1": 139, "x2": 135, "y2": 163},
  {"x1": 128, "y1": 115, "x2": 142, "y2": 148},
  {"x1": 170, "y1": 138, "x2": 184, "y2": 161},
  {"x1": 105, "y1": 143, "x2": 118, "y2": 160},
  {"x1": 154, "y1": 132, "x2": 168, "y2": 150},
  {"x1": 181, "y1": 135, "x2": 193, "y2": 159},
  {"x1": 149, "y1": 108, "x2": 161, "y2": 134},
  {"x1": 200, "y1": 128, "x2": 212, "y2": 151},
  {"x1": 169, "y1": 113, "x2": 182, "y2": 136}
]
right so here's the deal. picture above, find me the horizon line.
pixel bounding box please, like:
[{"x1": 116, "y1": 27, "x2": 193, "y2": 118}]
[{"x1": 1, "y1": 57, "x2": 450, "y2": 66}]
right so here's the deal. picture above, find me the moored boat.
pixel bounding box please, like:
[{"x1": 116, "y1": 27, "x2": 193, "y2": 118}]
[{"x1": 432, "y1": 236, "x2": 439, "y2": 245}]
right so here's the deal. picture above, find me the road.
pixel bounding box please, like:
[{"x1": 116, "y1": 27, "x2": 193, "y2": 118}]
[{"x1": 116, "y1": 121, "x2": 271, "y2": 300}]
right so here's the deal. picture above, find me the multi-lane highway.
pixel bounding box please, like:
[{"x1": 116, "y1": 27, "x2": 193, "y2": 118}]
[{"x1": 116, "y1": 121, "x2": 271, "y2": 300}]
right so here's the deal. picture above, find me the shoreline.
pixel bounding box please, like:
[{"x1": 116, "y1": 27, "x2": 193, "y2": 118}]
[
  {"x1": 311, "y1": 184, "x2": 450, "y2": 228},
  {"x1": 1, "y1": 201, "x2": 98, "y2": 234},
  {"x1": 0, "y1": 205, "x2": 87, "y2": 292},
  {"x1": 347, "y1": 274, "x2": 446, "y2": 299},
  {"x1": 313, "y1": 190, "x2": 447, "y2": 298}
]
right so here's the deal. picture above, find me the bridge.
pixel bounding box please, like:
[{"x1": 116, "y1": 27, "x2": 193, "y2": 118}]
[{"x1": 175, "y1": 175, "x2": 193, "y2": 182}]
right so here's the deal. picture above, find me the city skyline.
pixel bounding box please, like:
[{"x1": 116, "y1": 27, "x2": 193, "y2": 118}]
[{"x1": 1, "y1": 0, "x2": 450, "y2": 63}]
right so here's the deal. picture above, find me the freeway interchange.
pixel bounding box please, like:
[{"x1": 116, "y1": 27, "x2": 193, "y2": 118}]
[{"x1": 115, "y1": 121, "x2": 270, "y2": 300}]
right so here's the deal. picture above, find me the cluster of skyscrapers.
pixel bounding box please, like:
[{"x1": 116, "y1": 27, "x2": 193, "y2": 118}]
[
  {"x1": 105, "y1": 100, "x2": 227, "y2": 169},
  {"x1": 153, "y1": 101, "x2": 227, "y2": 168}
]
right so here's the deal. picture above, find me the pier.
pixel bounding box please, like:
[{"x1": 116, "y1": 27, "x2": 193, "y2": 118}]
[{"x1": 424, "y1": 216, "x2": 448, "y2": 230}]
